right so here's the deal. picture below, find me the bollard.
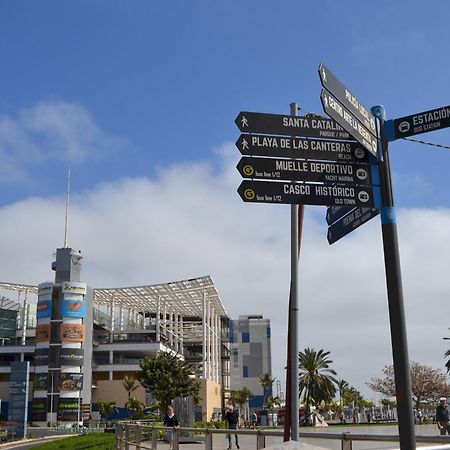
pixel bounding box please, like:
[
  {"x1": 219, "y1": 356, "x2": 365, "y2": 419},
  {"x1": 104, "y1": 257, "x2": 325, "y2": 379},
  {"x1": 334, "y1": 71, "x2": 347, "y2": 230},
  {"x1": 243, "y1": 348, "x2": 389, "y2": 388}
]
[
  {"x1": 152, "y1": 427, "x2": 158, "y2": 449},
  {"x1": 173, "y1": 428, "x2": 180, "y2": 450},
  {"x1": 341, "y1": 432, "x2": 352, "y2": 450},
  {"x1": 256, "y1": 430, "x2": 266, "y2": 449},
  {"x1": 136, "y1": 426, "x2": 142, "y2": 450},
  {"x1": 205, "y1": 429, "x2": 213, "y2": 450}
]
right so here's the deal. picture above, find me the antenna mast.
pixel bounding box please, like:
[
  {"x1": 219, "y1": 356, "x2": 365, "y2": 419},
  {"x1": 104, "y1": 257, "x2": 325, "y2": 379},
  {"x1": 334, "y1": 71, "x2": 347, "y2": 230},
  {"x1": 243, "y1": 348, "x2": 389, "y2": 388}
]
[{"x1": 63, "y1": 162, "x2": 71, "y2": 248}]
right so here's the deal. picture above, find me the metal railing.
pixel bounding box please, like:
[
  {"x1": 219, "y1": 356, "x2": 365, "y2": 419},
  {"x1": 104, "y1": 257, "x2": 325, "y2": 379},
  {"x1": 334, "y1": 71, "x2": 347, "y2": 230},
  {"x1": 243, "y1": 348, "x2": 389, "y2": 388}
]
[{"x1": 115, "y1": 422, "x2": 450, "y2": 450}]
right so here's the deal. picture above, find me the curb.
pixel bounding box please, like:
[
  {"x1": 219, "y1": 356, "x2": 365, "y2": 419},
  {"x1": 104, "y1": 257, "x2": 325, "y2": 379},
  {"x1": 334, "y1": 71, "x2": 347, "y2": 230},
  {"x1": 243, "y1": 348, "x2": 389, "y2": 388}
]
[{"x1": 0, "y1": 434, "x2": 68, "y2": 449}]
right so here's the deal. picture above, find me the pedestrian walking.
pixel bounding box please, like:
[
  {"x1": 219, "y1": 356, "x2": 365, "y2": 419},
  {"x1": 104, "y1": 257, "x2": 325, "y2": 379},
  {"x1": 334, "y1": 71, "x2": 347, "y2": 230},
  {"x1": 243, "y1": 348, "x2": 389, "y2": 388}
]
[
  {"x1": 225, "y1": 404, "x2": 240, "y2": 449},
  {"x1": 164, "y1": 406, "x2": 179, "y2": 450},
  {"x1": 436, "y1": 397, "x2": 450, "y2": 435}
]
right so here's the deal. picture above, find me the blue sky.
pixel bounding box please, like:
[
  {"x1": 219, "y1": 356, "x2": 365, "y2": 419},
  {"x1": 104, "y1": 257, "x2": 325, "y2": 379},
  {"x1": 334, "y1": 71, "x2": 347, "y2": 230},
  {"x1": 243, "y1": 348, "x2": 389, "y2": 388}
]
[
  {"x1": 1, "y1": 1, "x2": 450, "y2": 398},
  {"x1": 1, "y1": 1, "x2": 450, "y2": 206}
]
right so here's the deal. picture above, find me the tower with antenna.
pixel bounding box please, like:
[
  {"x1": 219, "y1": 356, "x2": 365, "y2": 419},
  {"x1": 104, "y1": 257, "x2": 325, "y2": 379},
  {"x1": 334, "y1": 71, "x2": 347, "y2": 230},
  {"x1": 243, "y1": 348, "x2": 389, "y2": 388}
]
[
  {"x1": 64, "y1": 162, "x2": 71, "y2": 248},
  {"x1": 32, "y1": 164, "x2": 94, "y2": 425}
]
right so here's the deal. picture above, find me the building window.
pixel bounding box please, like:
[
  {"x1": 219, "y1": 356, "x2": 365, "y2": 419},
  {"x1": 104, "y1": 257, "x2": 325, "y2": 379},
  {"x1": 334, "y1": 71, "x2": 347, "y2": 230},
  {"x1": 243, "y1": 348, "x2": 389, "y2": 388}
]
[
  {"x1": 242, "y1": 332, "x2": 249, "y2": 343},
  {"x1": 243, "y1": 366, "x2": 248, "y2": 378},
  {"x1": 232, "y1": 348, "x2": 238, "y2": 356},
  {"x1": 266, "y1": 327, "x2": 271, "y2": 338}
]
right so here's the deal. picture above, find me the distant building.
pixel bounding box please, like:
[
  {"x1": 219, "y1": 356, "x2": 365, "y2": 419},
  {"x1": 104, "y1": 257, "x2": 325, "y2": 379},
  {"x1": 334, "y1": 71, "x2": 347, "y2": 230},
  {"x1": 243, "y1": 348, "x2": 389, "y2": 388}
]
[{"x1": 229, "y1": 315, "x2": 272, "y2": 410}]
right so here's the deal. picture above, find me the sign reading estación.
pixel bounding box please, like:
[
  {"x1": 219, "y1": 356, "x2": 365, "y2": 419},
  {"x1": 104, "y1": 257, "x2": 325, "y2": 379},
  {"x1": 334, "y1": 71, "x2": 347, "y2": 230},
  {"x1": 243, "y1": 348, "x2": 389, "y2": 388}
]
[{"x1": 389, "y1": 104, "x2": 450, "y2": 140}]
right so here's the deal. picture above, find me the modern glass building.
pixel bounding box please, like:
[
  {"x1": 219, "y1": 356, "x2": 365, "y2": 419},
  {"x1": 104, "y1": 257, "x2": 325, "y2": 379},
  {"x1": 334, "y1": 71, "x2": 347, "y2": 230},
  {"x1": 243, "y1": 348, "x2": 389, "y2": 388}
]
[{"x1": 0, "y1": 247, "x2": 231, "y2": 424}]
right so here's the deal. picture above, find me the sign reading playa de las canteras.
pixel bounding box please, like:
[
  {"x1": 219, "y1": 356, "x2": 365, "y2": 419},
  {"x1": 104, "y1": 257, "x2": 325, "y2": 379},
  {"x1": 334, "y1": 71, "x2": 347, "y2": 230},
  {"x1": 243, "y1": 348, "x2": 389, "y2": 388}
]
[
  {"x1": 238, "y1": 180, "x2": 374, "y2": 208},
  {"x1": 235, "y1": 111, "x2": 353, "y2": 140},
  {"x1": 236, "y1": 134, "x2": 370, "y2": 163},
  {"x1": 237, "y1": 157, "x2": 372, "y2": 186},
  {"x1": 391, "y1": 104, "x2": 450, "y2": 140}
]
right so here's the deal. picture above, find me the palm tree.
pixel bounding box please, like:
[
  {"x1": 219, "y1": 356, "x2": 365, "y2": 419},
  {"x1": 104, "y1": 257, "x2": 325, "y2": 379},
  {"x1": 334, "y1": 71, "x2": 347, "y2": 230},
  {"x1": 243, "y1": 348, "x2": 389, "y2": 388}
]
[
  {"x1": 259, "y1": 373, "x2": 275, "y2": 408},
  {"x1": 338, "y1": 379, "x2": 349, "y2": 407},
  {"x1": 232, "y1": 387, "x2": 252, "y2": 421},
  {"x1": 95, "y1": 401, "x2": 118, "y2": 421},
  {"x1": 125, "y1": 396, "x2": 144, "y2": 419},
  {"x1": 122, "y1": 375, "x2": 139, "y2": 399},
  {"x1": 298, "y1": 348, "x2": 338, "y2": 419}
]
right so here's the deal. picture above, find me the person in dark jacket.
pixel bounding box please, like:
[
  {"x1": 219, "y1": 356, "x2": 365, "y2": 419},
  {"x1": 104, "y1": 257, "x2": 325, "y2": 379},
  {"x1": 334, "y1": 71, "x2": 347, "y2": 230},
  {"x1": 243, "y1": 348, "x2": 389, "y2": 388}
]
[
  {"x1": 436, "y1": 397, "x2": 450, "y2": 435},
  {"x1": 164, "y1": 406, "x2": 179, "y2": 450},
  {"x1": 225, "y1": 404, "x2": 240, "y2": 449}
]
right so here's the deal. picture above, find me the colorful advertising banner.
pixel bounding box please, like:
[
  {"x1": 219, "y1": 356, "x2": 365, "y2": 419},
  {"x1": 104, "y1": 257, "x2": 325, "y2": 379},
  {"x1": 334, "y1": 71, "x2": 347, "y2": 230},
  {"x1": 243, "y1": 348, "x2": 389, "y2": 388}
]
[
  {"x1": 37, "y1": 300, "x2": 52, "y2": 319},
  {"x1": 60, "y1": 348, "x2": 84, "y2": 366},
  {"x1": 33, "y1": 373, "x2": 48, "y2": 391},
  {"x1": 36, "y1": 324, "x2": 51, "y2": 342},
  {"x1": 58, "y1": 398, "x2": 81, "y2": 422},
  {"x1": 59, "y1": 373, "x2": 83, "y2": 391},
  {"x1": 38, "y1": 282, "x2": 53, "y2": 296},
  {"x1": 32, "y1": 399, "x2": 47, "y2": 422},
  {"x1": 34, "y1": 348, "x2": 49, "y2": 366},
  {"x1": 60, "y1": 324, "x2": 84, "y2": 343},
  {"x1": 61, "y1": 281, "x2": 86, "y2": 295},
  {"x1": 61, "y1": 298, "x2": 86, "y2": 318}
]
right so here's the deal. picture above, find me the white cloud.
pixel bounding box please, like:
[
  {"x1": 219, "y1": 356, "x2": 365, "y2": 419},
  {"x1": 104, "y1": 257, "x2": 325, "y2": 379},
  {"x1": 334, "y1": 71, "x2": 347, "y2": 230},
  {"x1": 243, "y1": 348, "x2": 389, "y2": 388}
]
[
  {"x1": 0, "y1": 143, "x2": 449, "y2": 399},
  {"x1": 0, "y1": 101, "x2": 128, "y2": 184}
]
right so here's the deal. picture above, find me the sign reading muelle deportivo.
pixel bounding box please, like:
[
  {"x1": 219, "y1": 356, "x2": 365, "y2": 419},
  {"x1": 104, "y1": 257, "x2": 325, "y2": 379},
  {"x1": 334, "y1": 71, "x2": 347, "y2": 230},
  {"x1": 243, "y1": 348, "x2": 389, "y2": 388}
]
[{"x1": 237, "y1": 157, "x2": 372, "y2": 186}]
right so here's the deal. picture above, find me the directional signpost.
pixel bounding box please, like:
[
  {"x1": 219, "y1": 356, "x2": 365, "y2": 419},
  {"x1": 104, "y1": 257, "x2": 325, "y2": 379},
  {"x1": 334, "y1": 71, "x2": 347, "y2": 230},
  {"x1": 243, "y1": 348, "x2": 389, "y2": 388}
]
[
  {"x1": 326, "y1": 205, "x2": 355, "y2": 225},
  {"x1": 237, "y1": 157, "x2": 372, "y2": 185},
  {"x1": 236, "y1": 134, "x2": 370, "y2": 162},
  {"x1": 238, "y1": 180, "x2": 374, "y2": 207},
  {"x1": 319, "y1": 64, "x2": 379, "y2": 158},
  {"x1": 319, "y1": 63, "x2": 378, "y2": 137},
  {"x1": 235, "y1": 111, "x2": 354, "y2": 140},
  {"x1": 327, "y1": 207, "x2": 379, "y2": 245},
  {"x1": 321, "y1": 89, "x2": 379, "y2": 157},
  {"x1": 318, "y1": 64, "x2": 417, "y2": 449},
  {"x1": 387, "y1": 104, "x2": 450, "y2": 141},
  {"x1": 235, "y1": 63, "x2": 450, "y2": 449}
]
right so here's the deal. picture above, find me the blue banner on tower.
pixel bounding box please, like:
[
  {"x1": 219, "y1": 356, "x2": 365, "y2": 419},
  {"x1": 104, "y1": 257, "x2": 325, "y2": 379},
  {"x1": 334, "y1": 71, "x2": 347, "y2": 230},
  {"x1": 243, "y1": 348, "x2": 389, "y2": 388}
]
[{"x1": 37, "y1": 300, "x2": 52, "y2": 318}]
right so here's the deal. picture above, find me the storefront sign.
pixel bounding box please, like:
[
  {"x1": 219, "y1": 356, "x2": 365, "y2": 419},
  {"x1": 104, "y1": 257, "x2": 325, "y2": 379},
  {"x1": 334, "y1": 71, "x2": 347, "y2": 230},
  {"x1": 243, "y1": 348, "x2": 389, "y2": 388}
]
[
  {"x1": 60, "y1": 324, "x2": 84, "y2": 342},
  {"x1": 61, "y1": 281, "x2": 86, "y2": 295},
  {"x1": 59, "y1": 373, "x2": 83, "y2": 391},
  {"x1": 37, "y1": 300, "x2": 52, "y2": 319},
  {"x1": 36, "y1": 324, "x2": 51, "y2": 342},
  {"x1": 60, "y1": 348, "x2": 84, "y2": 366}
]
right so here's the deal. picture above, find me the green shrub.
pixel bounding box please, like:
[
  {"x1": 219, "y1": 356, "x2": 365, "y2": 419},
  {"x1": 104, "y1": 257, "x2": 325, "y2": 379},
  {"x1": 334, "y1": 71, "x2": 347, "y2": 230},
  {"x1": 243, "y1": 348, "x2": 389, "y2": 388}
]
[{"x1": 193, "y1": 420, "x2": 226, "y2": 429}]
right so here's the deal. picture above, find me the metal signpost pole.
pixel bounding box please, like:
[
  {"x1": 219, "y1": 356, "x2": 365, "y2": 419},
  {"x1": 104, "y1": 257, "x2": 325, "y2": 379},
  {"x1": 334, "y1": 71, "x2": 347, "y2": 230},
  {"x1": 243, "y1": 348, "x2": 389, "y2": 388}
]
[
  {"x1": 371, "y1": 105, "x2": 416, "y2": 450},
  {"x1": 289, "y1": 102, "x2": 300, "y2": 441}
]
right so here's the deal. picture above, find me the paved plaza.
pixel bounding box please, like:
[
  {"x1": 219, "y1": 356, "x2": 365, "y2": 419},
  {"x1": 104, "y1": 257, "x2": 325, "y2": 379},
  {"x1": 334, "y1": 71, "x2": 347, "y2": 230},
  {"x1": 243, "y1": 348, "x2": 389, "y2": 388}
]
[{"x1": 129, "y1": 425, "x2": 449, "y2": 450}]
